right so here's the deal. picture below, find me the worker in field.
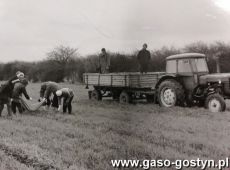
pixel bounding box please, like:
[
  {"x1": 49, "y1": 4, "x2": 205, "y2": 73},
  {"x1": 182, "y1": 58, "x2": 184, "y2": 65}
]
[
  {"x1": 0, "y1": 71, "x2": 25, "y2": 96},
  {"x1": 56, "y1": 88, "x2": 74, "y2": 114},
  {"x1": 137, "y1": 43, "x2": 151, "y2": 73},
  {"x1": 98, "y1": 48, "x2": 110, "y2": 73},
  {"x1": 39, "y1": 81, "x2": 60, "y2": 110},
  {"x1": 0, "y1": 71, "x2": 25, "y2": 117},
  {"x1": 11, "y1": 78, "x2": 32, "y2": 114}
]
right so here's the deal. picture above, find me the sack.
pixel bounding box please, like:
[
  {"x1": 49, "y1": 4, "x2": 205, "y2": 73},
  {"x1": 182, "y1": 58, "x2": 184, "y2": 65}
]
[{"x1": 20, "y1": 98, "x2": 46, "y2": 112}]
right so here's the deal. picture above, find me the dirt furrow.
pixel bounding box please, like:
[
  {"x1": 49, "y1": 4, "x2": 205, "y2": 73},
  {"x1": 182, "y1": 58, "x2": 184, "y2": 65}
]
[{"x1": 0, "y1": 143, "x2": 58, "y2": 170}]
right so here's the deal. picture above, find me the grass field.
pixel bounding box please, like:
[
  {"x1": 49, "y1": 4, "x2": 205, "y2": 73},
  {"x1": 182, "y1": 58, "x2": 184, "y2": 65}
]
[{"x1": 0, "y1": 83, "x2": 230, "y2": 170}]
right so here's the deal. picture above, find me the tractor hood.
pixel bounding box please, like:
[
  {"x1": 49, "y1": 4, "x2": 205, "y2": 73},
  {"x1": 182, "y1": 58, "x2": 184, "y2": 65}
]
[{"x1": 199, "y1": 73, "x2": 230, "y2": 85}]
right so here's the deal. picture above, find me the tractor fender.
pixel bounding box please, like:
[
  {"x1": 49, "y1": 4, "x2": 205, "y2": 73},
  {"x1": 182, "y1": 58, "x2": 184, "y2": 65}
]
[{"x1": 155, "y1": 74, "x2": 179, "y2": 89}]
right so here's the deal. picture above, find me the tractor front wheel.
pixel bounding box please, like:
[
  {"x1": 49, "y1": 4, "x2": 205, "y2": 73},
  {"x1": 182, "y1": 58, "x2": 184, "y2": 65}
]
[{"x1": 205, "y1": 93, "x2": 226, "y2": 112}]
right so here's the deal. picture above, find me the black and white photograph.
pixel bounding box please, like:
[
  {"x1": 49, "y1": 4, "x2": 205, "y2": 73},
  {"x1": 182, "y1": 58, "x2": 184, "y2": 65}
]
[{"x1": 0, "y1": 0, "x2": 230, "y2": 169}]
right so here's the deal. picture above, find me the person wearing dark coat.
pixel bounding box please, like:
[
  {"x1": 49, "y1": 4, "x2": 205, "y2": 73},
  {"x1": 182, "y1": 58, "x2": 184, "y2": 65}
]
[
  {"x1": 0, "y1": 71, "x2": 24, "y2": 97},
  {"x1": 11, "y1": 78, "x2": 32, "y2": 114},
  {"x1": 137, "y1": 43, "x2": 151, "y2": 73},
  {"x1": 0, "y1": 71, "x2": 24, "y2": 116},
  {"x1": 40, "y1": 81, "x2": 60, "y2": 109},
  {"x1": 56, "y1": 88, "x2": 74, "y2": 114}
]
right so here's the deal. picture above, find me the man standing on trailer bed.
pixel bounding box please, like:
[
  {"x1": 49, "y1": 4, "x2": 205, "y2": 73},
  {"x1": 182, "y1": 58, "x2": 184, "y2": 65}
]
[
  {"x1": 98, "y1": 48, "x2": 110, "y2": 73},
  {"x1": 137, "y1": 43, "x2": 151, "y2": 73}
]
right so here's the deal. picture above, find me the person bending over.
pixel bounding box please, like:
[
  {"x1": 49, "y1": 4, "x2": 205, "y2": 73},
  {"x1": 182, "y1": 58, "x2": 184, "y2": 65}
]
[
  {"x1": 40, "y1": 81, "x2": 60, "y2": 110},
  {"x1": 56, "y1": 88, "x2": 74, "y2": 114}
]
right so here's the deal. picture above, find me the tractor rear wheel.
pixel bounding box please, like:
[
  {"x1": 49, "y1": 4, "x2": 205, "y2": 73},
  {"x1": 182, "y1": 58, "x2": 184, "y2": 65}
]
[
  {"x1": 158, "y1": 79, "x2": 185, "y2": 107},
  {"x1": 205, "y1": 93, "x2": 226, "y2": 112}
]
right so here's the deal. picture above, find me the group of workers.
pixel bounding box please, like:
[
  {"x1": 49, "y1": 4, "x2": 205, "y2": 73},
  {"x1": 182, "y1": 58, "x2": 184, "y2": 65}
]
[
  {"x1": 98, "y1": 43, "x2": 151, "y2": 73},
  {"x1": 39, "y1": 81, "x2": 74, "y2": 113},
  {"x1": 0, "y1": 72, "x2": 74, "y2": 117}
]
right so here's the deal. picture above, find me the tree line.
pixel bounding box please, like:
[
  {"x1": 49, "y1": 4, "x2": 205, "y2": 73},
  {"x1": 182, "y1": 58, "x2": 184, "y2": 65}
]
[{"x1": 0, "y1": 41, "x2": 230, "y2": 83}]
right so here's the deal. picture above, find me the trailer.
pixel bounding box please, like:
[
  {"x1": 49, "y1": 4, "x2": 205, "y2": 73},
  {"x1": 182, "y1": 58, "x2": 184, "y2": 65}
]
[{"x1": 84, "y1": 72, "x2": 166, "y2": 103}]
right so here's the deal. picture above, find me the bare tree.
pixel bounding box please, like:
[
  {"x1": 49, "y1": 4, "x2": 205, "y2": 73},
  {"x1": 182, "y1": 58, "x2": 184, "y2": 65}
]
[
  {"x1": 47, "y1": 45, "x2": 78, "y2": 64},
  {"x1": 46, "y1": 45, "x2": 79, "y2": 82}
]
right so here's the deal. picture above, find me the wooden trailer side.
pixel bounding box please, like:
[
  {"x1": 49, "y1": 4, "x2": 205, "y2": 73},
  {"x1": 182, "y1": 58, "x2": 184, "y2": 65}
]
[
  {"x1": 84, "y1": 73, "x2": 129, "y2": 87},
  {"x1": 84, "y1": 72, "x2": 166, "y2": 88},
  {"x1": 129, "y1": 73, "x2": 165, "y2": 88}
]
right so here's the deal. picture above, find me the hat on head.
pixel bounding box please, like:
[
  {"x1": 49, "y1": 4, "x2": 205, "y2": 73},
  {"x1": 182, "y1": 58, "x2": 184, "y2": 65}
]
[
  {"x1": 16, "y1": 71, "x2": 24, "y2": 78},
  {"x1": 56, "y1": 90, "x2": 62, "y2": 97},
  {"x1": 16, "y1": 71, "x2": 21, "y2": 75},
  {"x1": 143, "y1": 43, "x2": 147, "y2": 48}
]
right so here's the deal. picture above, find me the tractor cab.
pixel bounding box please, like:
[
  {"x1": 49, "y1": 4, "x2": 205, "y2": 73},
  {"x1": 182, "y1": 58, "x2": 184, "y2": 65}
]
[
  {"x1": 166, "y1": 53, "x2": 209, "y2": 76},
  {"x1": 165, "y1": 53, "x2": 209, "y2": 91}
]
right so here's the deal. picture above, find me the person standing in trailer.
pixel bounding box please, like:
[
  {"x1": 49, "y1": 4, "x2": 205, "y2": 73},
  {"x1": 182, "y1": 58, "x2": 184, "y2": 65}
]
[
  {"x1": 98, "y1": 48, "x2": 110, "y2": 73},
  {"x1": 137, "y1": 43, "x2": 151, "y2": 73}
]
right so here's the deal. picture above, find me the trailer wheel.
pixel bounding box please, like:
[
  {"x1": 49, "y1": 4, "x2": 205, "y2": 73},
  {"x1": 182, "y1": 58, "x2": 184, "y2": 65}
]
[
  {"x1": 119, "y1": 91, "x2": 131, "y2": 104},
  {"x1": 158, "y1": 79, "x2": 185, "y2": 107},
  {"x1": 205, "y1": 93, "x2": 226, "y2": 112},
  {"x1": 91, "y1": 89, "x2": 102, "y2": 101}
]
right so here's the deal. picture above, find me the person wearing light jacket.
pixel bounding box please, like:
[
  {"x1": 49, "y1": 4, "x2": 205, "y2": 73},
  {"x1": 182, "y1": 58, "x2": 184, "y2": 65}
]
[
  {"x1": 56, "y1": 88, "x2": 74, "y2": 114},
  {"x1": 98, "y1": 48, "x2": 110, "y2": 73}
]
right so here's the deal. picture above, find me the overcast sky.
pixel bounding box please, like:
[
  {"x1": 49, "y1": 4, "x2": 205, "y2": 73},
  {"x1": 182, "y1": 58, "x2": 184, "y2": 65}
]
[{"x1": 0, "y1": 0, "x2": 230, "y2": 62}]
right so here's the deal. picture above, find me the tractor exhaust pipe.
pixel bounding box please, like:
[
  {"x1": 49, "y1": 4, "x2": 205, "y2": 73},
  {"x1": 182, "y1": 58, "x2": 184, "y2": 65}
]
[
  {"x1": 214, "y1": 53, "x2": 221, "y2": 73},
  {"x1": 216, "y1": 57, "x2": 220, "y2": 73}
]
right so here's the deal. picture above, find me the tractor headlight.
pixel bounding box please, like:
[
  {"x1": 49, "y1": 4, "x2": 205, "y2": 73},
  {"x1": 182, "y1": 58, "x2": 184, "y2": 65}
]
[{"x1": 218, "y1": 80, "x2": 221, "y2": 84}]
